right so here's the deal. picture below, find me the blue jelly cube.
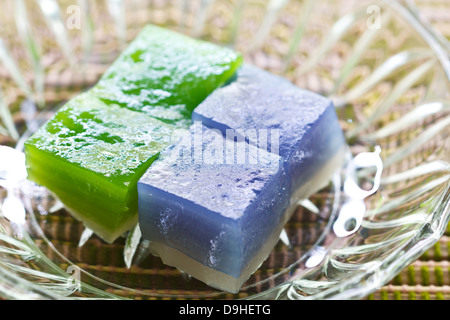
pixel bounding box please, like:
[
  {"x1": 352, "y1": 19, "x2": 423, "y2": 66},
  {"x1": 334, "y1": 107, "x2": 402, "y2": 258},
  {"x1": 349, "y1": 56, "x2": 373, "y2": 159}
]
[
  {"x1": 192, "y1": 64, "x2": 346, "y2": 201},
  {"x1": 137, "y1": 123, "x2": 290, "y2": 293}
]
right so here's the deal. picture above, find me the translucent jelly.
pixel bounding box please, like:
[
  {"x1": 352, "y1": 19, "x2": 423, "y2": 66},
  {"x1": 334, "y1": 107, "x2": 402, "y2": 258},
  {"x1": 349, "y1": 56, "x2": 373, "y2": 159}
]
[
  {"x1": 92, "y1": 24, "x2": 243, "y2": 126},
  {"x1": 138, "y1": 65, "x2": 346, "y2": 293},
  {"x1": 192, "y1": 64, "x2": 346, "y2": 202},
  {"x1": 24, "y1": 24, "x2": 242, "y2": 243},
  {"x1": 25, "y1": 93, "x2": 175, "y2": 243},
  {"x1": 138, "y1": 123, "x2": 290, "y2": 293}
]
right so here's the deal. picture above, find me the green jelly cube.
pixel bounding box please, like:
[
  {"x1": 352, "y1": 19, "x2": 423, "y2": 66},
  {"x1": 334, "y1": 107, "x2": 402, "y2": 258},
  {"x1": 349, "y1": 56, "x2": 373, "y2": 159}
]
[
  {"x1": 92, "y1": 24, "x2": 243, "y2": 124},
  {"x1": 25, "y1": 92, "x2": 175, "y2": 243},
  {"x1": 24, "y1": 24, "x2": 242, "y2": 243}
]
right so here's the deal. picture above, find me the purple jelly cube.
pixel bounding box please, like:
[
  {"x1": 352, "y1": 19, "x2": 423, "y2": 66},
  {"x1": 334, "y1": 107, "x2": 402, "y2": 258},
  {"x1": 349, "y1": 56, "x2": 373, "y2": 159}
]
[
  {"x1": 137, "y1": 123, "x2": 290, "y2": 293},
  {"x1": 192, "y1": 64, "x2": 346, "y2": 201}
]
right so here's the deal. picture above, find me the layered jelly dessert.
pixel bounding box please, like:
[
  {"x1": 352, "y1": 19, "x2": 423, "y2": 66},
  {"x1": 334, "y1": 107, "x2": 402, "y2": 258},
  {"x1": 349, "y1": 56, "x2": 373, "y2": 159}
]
[
  {"x1": 24, "y1": 25, "x2": 242, "y2": 243},
  {"x1": 24, "y1": 23, "x2": 346, "y2": 293},
  {"x1": 138, "y1": 65, "x2": 346, "y2": 292},
  {"x1": 138, "y1": 123, "x2": 290, "y2": 293},
  {"x1": 25, "y1": 93, "x2": 174, "y2": 242},
  {"x1": 92, "y1": 24, "x2": 242, "y2": 126},
  {"x1": 193, "y1": 64, "x2": 346, "y2": 203}
]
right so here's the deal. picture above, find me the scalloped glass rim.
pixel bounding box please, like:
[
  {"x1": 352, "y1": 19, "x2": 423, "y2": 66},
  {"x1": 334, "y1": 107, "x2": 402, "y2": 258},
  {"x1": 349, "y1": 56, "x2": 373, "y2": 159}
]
[{"x1": 0, "y1": 0, "x2": 449, "y2": 300}]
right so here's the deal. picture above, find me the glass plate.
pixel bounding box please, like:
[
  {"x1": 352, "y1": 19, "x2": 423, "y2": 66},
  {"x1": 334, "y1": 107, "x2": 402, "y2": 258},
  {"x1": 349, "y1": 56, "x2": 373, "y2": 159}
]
[{"x1": 0, "y1": 0, "x2": 449, "y2": 300}]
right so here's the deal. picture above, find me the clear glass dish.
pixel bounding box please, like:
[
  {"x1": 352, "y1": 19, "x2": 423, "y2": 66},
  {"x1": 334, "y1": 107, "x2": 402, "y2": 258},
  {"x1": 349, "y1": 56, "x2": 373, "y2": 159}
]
[{"x1": 0, "y1": 0, "x2": 449, "y2": 300}]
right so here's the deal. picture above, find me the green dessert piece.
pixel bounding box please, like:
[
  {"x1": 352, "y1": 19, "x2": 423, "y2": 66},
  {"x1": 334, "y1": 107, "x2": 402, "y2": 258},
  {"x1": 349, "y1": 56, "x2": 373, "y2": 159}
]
[
  {"x1": 92, "y1": 24, "x2": 243, "y2": 126},
  {"x1": 25, "y1": 92, "x2": 175, "y2": 243},
  {"x1": 24, "y1": 24, "x2": 242, "y2": 243}
]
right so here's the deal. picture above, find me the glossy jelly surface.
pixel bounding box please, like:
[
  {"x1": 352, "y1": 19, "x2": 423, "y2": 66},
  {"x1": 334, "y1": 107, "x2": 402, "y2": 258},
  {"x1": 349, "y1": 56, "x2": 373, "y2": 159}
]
[
  {"x1": 192, "y1": 64, "x2": 346, "y2": 194},
  {"x1": 138, "y1": 123, "x2": 289, "y2": 291},
  {"x1": 25, "y1": 92, "x2": 175, "y2": 242},
  {"x1": 138, "y1": 65, "x2": 346, "y2": 291},
  {"x1": 93, "y1": 24, "x2": 243, "y2": 125},
  {"x1": 24, "y1": 25, "x2": 242, "y2": 243},
  {"x1": 27, "y1": 93, "x2": 174, "y2": 180}
]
